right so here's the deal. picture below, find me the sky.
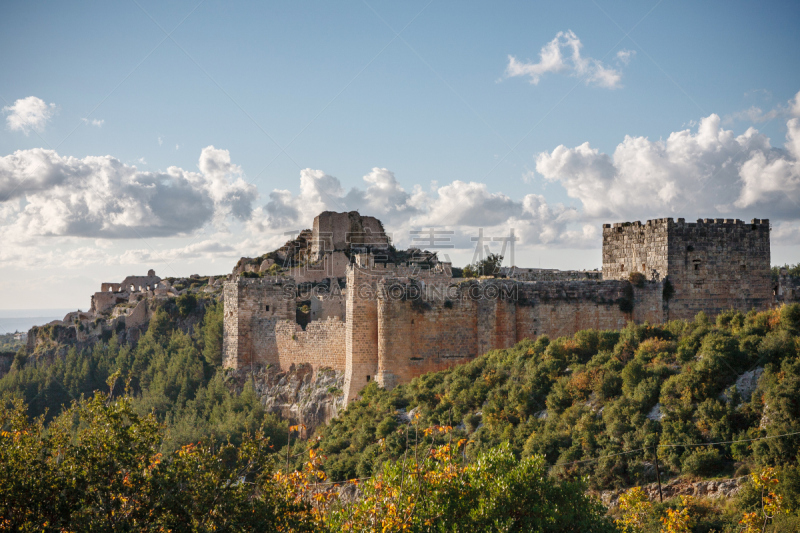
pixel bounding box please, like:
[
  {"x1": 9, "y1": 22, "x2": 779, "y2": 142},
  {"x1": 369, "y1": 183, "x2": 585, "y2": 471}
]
[{"x1": 1, "y1": 0, "x2": 800, "y2": 310}]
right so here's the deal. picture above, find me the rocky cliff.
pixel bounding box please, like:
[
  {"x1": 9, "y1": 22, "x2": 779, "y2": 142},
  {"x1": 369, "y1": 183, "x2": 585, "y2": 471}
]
[{"x1": 226, "y1": 363, "x2": 346, "y2": 436}]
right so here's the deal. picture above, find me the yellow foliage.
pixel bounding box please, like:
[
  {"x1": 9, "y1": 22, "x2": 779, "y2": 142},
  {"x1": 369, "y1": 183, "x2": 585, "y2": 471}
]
[
  {"x1": 739, "y1": 467, "x2": 787, "y2": 532},
  {"x1": 660, "y1": 496, "x2": 692, "y2": 533},
  {"x1": 615, "y1": 486, "x2": 652, "y2": 533}
]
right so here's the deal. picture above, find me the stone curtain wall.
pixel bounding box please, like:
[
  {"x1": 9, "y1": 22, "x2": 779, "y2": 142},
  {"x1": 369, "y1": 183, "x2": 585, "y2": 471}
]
[
  {"x1": 375, "y1": 278, "x2": 638, "y2": 391},
  {"x1": 275, "y1": 317, "x2": 346, "y2": 372},
  {"x1": 223, "y1": 216, "x2": 774, "y2": 400},
  {"x1": 377, "y1": 280, "x2": 480, "y2": 390},
  {"x1": 501, "y1": 268, "x2": 603, "y2": 282},
  {"x1": 515, "y1": 280, "x2": 633, "y2": 340},
  {"x1": 603, "y1": 219, "x2": 670, "y2": 281},
  {"x1": 666, "y1": 218, "x2": 771, "y2": 320},
  {"x1": 222, "y1": 279, "x2": 295, "y2": 370}
]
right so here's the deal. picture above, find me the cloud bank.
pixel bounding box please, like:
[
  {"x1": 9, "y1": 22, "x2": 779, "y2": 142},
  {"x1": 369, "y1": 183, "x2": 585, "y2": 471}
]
[
  {"x1": 251, "y1": 167, "x2": 591, "y2": 252},
  {"x1": 535, "y1": 110, "x2": 800, "y2": 242},
  {"x1": 505, "y1": 31, "x2": 631, "y2": 89},
  {"x1": 3, "y1": 93, "x2": 800, "y2": 270},
  {"x1": 0, "y1": 145, "x2": 256, "y2": 239}
]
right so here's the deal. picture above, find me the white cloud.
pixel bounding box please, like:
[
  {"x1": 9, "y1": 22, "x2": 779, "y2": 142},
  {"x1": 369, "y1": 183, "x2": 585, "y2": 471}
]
[
  {"x1": 0, "y1": 146, "x2": 257, "y2": 239},
  {"x1": 158, "y1": 136, "x2": 163, "y2": 146},
  {"x1": 3, "y1": 96, "x2": 56, "y2": 134},
  {"x1": 616, "y1": 49, "x2": 635, "y2": 65},
  {"x1": 81, "y1": 118, "x2": 104, "y2": 128},
  {"x1": 791, "y1": 91, "x2": 800, "y2": 118},
  {"x1": 534, "y1": 113, "x2": 800, "y2": 242},
  {"x1": 251, "y1": 168, "x2": 591, "y2": 251},
  {"x1": 723, "y1": 105, "x2": 782, "y2": 125},
  {"x1": 724, "y1": 90, "x2": 800, "y2": 124},
  {"x1": 504, "y1": 31, "x2": 628, "y2": 89},
  {"x1": 116, "y1": 238, "x2": 240, "y2": 265}
]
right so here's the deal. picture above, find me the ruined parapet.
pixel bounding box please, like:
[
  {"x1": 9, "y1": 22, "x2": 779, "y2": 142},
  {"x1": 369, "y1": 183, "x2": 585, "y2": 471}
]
[
  {"x1": 311, "y1": 211, "x2": 390, "y2": 261},
  {"x1": 775, "y1": 269, "x2": 800, "y2": 303},
  {"x1": 222, "y1": 278, "x2": 296, "y2": 370},
  {"x1": 310, "y1": 289, "x2": 347, "y2": 322},
  {"x1": 501, "y1": 267, "x2": 602, "y2": 281},
  {"x1": 119, "y1": 272, "x2": 162, "y2": 293},
  {"x1": 90, "y1": 291, "x2": 127, "y2": 315}
]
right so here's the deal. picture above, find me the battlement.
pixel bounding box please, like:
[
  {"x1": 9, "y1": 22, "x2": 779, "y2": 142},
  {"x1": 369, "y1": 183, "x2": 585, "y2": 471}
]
[
  {"x1": 350, "y1": 253, "x2": 452, "y2": 279},
  {"x1": 500, "y1": 266, "x2": 602, "y2": 281},
  {"x1": 603, "y1": 217, "x2": 770, "y2": 230}
]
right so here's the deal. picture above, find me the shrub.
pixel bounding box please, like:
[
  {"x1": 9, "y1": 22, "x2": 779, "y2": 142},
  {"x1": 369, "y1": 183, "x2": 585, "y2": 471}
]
[
  {"x1": 662, "y1": 278, "x2": 675, "y2": 301},
  {"x1": 176, "y1": 293, "x2": 197, "y2": 317},
  {"x1": 780, "y1": 303, "x2": 800, "y2": 334},
  {"x1": 628, "y1": 271, "x2": 646, "y2": 288},
  {"x1": 682, "y1": 447, "x2": 726, "y2": 476}
]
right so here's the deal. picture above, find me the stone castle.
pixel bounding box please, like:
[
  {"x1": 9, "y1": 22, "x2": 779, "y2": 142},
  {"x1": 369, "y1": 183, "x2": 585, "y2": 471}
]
[{"x1": 223, "y1": 212, "x2": 789, "y2": 403}]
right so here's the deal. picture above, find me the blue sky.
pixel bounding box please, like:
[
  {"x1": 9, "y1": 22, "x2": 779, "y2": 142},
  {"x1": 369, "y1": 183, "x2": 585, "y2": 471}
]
[{"x1": 2, "y1": 0, "x2": 800, "y2": 309}]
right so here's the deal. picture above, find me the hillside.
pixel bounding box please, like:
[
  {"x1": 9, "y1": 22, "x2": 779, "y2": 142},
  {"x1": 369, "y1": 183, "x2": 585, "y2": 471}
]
[
  {"x1": 3, "y1": 281, "x2": 800, "y2": 529},
  {"x1": 290, "y1": 305, "x2": 800, "y2": 524}
]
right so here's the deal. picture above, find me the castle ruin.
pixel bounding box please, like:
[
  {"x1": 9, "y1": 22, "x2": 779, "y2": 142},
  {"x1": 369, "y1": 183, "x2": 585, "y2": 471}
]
[{"x1": 223, "y1": 212, "x2": 787, "y2": 403}]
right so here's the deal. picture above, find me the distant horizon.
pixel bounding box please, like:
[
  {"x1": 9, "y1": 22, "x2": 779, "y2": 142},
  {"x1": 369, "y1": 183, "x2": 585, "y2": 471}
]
[
  {"x1": 0, "y1": 310, "x2": 74, "y2": 335},
  {"x1": 0, "y1": 308, "x2": 77, "y2": 317}
]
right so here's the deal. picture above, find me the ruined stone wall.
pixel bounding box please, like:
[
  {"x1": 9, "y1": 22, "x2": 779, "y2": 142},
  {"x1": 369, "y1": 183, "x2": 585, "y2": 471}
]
[
  {"x1": 501, "y1": 267, "x2": 602, "y2": 281},
  {"x1": 222, "y1": 279, "x2": 295, "y2": 370},
  {"x1": 776, "y1": 273, "x2": 800, "y2": 304},
  {"x1": 275, "y1": 317, "x2": 346, "y2": 372},
  {"x1": 310, "y1": 292, "x2": 346, "y2": 321},
  {"x1": 119, "y1": 275, "x2": 162, "y2": 293},
  {"x1": 290, "y1": 251, "x2": 350, "y2": 282},
  {"x1": 666, "y1": 219, "x2": 771, "y2": 319},
  {"x1": 311, "y1": 211, "x2": 389, "y2": 260},
  {"x1": 603, "y1": 219, "x2": 670, "y2": 281},
  {"x1": 91, "y1": 291, "x2": 126, "y2": 315},
  {"x1": 514, "y1": 281, "x2": 632, "y2": 341}
]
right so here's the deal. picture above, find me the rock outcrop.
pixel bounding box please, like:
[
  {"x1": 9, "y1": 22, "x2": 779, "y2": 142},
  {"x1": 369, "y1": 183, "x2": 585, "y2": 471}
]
[
  {"x1": 227, "y1": 363, "x2": 346, "y2": 436},
  {"x1": 601, "y1": 476, "x2": 744, "y2": 507}
]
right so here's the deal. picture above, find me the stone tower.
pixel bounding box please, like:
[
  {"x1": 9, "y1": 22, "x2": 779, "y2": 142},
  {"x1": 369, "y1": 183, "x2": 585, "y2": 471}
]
[
  {"x1": 602, "y1": 218, "x2": 771, "y2": 319},
  {"x1": 222, "y1": 278, "x2": 295, "y2": 369}
]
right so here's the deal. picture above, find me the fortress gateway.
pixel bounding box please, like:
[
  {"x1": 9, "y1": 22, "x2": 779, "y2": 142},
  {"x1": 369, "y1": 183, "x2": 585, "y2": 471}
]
[{"x1": 223, "y1": 212, "x2": 780, "y2": 403}]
